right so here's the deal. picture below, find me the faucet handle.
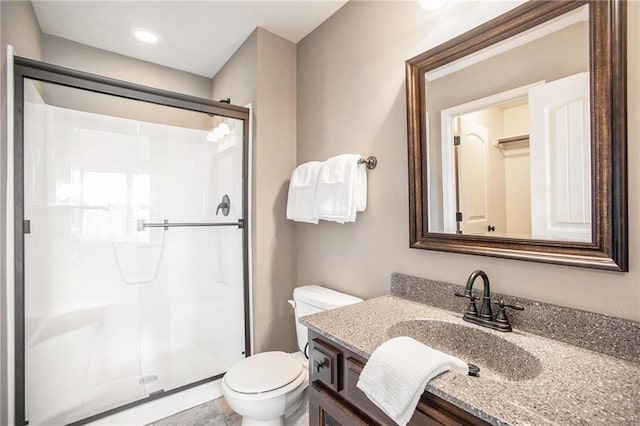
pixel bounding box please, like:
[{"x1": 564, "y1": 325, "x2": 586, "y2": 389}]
[
  {"x1": 494, "y1": 300, "x2": 524, "y2": 324},
  {"x1": 496, "y1": 300, "x2": 524, "y2": 311},
  {"x1": 455, "y1": 291, "x2": 478, "y2": 301},
  {"x1": 455, "y1": 291, "x2": 479, "y2": 317}
]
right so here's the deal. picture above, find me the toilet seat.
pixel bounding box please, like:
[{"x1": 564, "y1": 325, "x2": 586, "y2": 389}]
[
  {"x1": 223, "y1": 351, "x2": 306, "y2": 400},
  {"x1": 222, "y1": 369, "x2": 306, "y2": 402}
]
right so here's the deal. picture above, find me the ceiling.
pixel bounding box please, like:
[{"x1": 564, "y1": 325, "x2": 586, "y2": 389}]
[{"x1": 31, "y1": 1, "x2": 348, "y2": 78}]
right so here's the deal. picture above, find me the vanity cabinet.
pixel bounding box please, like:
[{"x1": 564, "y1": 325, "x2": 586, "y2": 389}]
[{"x1": 307, "y1": 330, "x2": 489, "y2": 426}]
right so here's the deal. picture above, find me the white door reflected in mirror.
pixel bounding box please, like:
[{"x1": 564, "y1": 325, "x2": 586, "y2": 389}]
[
  {"x1": 529, "y1": 72, "x2": 591, "y2": 242},
  {"x1": 456, "y1": 117, "x2": 490, "y2": 235},
  {"x1": 426, "y1": 4, "x2": 592, "y2": 243}
]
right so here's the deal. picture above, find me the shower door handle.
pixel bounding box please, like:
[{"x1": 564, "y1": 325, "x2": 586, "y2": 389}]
[{"x1": 137, "y1": 218, "x2": 244, "y2": 231}]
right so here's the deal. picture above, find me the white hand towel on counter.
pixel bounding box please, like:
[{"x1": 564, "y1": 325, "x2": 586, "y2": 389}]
[
  {"x1": 356, "y1": 336, "x2": 468, "y2": 426},
  {"x1": 313, "y1": 154, "x2": 367, "y2": 223},
  {"x1": 286, "y1": 161, "x2": 321, "y2": 224}
]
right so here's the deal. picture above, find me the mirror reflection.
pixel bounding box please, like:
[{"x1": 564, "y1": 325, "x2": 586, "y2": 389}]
[{"x1": 426, "y1": 5, "x2": 591, "y2": 242}]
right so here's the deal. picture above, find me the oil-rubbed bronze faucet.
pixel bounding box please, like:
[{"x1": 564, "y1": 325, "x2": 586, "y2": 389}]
[{"x1": 454, "y1": 270, "x2": 523, "y2": 332}]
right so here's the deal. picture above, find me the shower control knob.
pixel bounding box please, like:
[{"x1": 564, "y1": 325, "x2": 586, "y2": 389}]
[{"x1": 216, "y1": 194, "x2": 231, "y2": 216}]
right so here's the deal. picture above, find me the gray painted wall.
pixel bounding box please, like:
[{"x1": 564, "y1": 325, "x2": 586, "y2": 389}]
[
  {"x1": 212, "y1": 30, "x2": 258, "y2": 106},
  {"x1": 254, "y1": 29, "x2": 297, "y2": 353},
  {"x1": 42, "y1": 34, "x2": 212, "y2": 98},
  {"x1": 296, "y1": 0, "x2": 640, "y2": 322},
  {"x1": 212, "y1": 28, "x2": 298, "y2": 354}
]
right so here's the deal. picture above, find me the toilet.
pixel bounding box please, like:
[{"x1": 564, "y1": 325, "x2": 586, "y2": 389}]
[{"x1": 221, "y1": 285, "x2": 363, "y2": 425}]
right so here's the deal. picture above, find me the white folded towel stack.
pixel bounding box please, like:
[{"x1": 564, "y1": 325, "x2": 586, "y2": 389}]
[
  {"x1": 313, "y1": 154, "x2": 367, "y2": 223},
  {"x1": 286, "y1": 161, "x2": 322, "y2": 224},
  {"x1": 356, "y1": 336, "x2": 468, "y2": 426}
]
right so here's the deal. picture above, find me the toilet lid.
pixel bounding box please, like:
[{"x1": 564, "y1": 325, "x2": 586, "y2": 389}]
[{"x1": 224, "y1": 351, "x2": 303, "y2": 394}]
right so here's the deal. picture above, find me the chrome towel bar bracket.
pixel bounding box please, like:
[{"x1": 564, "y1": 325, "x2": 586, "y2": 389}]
[
  {"x1": 358, "y1": 156, "x2": 377, "y2": 170},
  {"x1": 137, "y1": 218, "x2": 244, "y2": 231}
]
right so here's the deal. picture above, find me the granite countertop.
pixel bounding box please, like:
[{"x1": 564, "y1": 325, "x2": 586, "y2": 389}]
[{"x1": 300, "y1": 295, "x2": 640, "y2": 425}]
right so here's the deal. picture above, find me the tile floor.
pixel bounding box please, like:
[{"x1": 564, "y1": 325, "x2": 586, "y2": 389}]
[{"x1": 149, "y1": 393, "x2": 309, "y2": 426}]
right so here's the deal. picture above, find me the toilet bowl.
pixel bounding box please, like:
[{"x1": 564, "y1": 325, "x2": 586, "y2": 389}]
[
  {"x1": 221, "y1": 285, "x2": 362, "y2": 425},
  {"x1": 221, "y1": 352, "x2": 308, "y2": 426}
]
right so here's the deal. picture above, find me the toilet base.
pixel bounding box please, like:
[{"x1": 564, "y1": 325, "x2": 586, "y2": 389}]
[
  {"x1": 239, "y1": 394, "x2": 306, "y2": 426},
  {"x1": 227, "y1": 383, "x2": 307, "y2": 426},
  {"x1": 240, "y1": 417, "x2": 284, "y2": 426}
]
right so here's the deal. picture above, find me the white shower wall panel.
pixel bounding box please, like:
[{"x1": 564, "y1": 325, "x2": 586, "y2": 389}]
[{"x1": 23, "y1": 82, "x2": 246, "y2": 426}]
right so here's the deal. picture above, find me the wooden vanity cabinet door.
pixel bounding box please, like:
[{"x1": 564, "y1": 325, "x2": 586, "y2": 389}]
[
  {"x1": 416, "y1": 394, "x2": 491, "y2": 426},
  {"x1": 309, "y1": 382, "x2": 372, "y2": 426},
  {"x1": 344, "y1": 356, "x2": 441, "y2": 426}
]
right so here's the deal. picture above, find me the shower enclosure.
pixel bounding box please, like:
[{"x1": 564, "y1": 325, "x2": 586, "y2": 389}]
[{"x1": 13, "y1": 58, "x2": 250, "y2": 426}]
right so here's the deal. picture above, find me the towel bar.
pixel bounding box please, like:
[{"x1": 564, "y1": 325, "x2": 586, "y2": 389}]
[{"x1": 358, "y1": 156, "x2": 377, "y2": 170}]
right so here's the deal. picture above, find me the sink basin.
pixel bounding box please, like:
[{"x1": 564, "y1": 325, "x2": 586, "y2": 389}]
[{"x1": 387, "y1": 319, "x2": 542, "y2": 381}]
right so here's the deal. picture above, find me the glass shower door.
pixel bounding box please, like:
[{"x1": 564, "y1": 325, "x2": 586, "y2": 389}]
[{"x1": 22, "y1": 78, "x2": 247, "y2": 426}]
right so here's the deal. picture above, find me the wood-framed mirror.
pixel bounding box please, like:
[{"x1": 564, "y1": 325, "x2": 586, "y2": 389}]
[{"x1": 406, "y1": 0, "x2": 627, "y2": 271}]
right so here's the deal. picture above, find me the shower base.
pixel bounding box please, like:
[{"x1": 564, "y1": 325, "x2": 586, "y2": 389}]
[{"x1": 87, "y1": 380, "x2": 222, "y2": 425}]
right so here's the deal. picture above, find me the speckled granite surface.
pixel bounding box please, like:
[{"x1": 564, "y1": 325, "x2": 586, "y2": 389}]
[
  {"x1": 391, "y1": 273, "x2": 640, "y2": 363},
  {"x1": 300, "y1": 296, "x2": 640, "y2": 425}
]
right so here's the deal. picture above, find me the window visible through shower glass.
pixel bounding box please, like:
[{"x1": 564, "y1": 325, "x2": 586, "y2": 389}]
[{"x1": 22, "y1": 78, "x2": 246, "y2": 426}]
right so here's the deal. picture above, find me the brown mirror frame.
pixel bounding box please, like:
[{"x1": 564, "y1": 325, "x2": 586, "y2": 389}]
[{"x1": 406, "y1": 0, "x2": 627, "y2": 271}]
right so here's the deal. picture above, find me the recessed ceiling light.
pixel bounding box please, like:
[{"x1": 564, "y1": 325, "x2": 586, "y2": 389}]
[{"x1": 131, "y1": 28, "x2": 160, "y2": 44}]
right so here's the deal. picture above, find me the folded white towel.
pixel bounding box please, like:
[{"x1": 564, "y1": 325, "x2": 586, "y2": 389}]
[
  {"x1": 356, "y1": 336, "x2": 468, "y2": 426},
  {"x1": 286, "y1": 161, "x2": 321, "y2": 224},
  {"x1": 313, "y1": 154, "x2": 366, "y2": 223}
]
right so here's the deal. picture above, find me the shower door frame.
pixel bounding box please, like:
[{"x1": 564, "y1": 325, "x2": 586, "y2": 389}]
[{"x1": 13, "y1": 56, "x2": 252, "y2": 426}]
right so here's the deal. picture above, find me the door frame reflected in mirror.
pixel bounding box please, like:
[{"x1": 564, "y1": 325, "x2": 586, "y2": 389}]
[
  {"x1": 439, "y1": 81, "x2": 541, "y2": 236},
  {"x1": 406, "y1": 0, "x2": 628, "y2": 271}
]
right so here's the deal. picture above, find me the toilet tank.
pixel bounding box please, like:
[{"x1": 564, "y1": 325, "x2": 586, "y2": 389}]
[{"x1": 291, "y1": 285, "x2": 363, "y2": 354}]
